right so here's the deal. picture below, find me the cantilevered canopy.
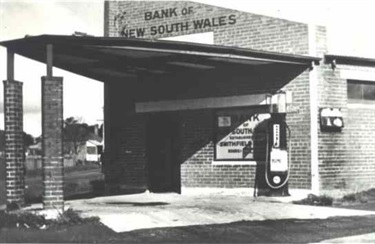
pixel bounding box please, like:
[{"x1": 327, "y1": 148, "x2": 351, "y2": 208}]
[{"x1": 0, "y1": 35, "x2": 320, "y2": 89}]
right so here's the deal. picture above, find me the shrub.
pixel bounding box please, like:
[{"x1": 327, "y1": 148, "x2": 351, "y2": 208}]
[
  {"x1": 0, "y1": 208, "x2": 99, "y2": 230},
  {"x1": 293, "y1": 194, "x2": 333, "y2": 206},
  {"x1": 343, "y1": 193, "x2": 356, "y2": 202},
  {"x1": 341, "y1": 188, "x2": 375, "y2": 204},
  {"x1": 0, "y1": 211, "x2": 49, "y2": 229},
  {"x1": 52, "y1": 208, "x2": 100, "y2": 226}
]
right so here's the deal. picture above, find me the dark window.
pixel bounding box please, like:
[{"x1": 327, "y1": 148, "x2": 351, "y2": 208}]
[
  {"x1": 347, "y1": 80, "x2": 375, "y2": 101},
  {"x1": 87, "y1": 146, "x2": 97, "y2": 155},
  {"x1": 97, "y1": 145, "x2": 103, "y2": 154}
]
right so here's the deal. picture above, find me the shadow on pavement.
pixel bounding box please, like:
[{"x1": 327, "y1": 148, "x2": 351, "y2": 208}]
[{"x1": 104, "y1": 202, "x2": 169, "y2": 207}]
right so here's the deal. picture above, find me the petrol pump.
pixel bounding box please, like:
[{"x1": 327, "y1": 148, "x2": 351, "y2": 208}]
[{"x1": 263, "y1": 91, "x2": 291, "y2": 196}]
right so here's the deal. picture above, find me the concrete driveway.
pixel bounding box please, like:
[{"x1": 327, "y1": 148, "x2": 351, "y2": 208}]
[{"x1": 66, "y1": 188, "x2": 375, "y2": 233}]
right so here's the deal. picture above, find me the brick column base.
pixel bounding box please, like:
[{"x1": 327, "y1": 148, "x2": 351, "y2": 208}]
[
  {"x1": 41, "y1": 76, "x2": 64, "y2": 210},
  {"x1": 3, "y1": 80, "x2": 25, "y2": 207}
]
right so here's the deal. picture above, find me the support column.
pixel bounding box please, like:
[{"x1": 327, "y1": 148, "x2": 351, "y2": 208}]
[
  {"x1": 102, "y1": 81, "x2": 112, "y2": 193},
  {"x1": 41, "y1": 76, "x2": 64, "y2": 210},
  {"x1": 308, "y1": 24, "x2": 320, "y2": 195},
  {"x1": 3, "y1": 79, "x2": 25, "y2": 207}
]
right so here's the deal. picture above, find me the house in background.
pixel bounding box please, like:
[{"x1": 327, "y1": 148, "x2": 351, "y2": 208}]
[
  {"x1": 24, "y1": 123, "x2": 103, "y2": 170},
  {"x1": 27, "y1": 142, "x2": 42, "y2": 156},
  {"x1": 85, "y1": 140, "x2": 104, "y2": 163}
]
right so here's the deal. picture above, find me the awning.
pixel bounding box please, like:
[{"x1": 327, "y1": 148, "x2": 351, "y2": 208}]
[{"x1": 0, "y1": 35, "x2": 320, "y2": 97}]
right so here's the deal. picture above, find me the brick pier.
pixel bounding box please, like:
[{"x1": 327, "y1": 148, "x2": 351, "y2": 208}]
[
  {"x1": 3, "y1": 80, "x2": 25, "y2": 206},
  {"x1": 41, "y1": 76, "x2": 64, "y2": 209}
]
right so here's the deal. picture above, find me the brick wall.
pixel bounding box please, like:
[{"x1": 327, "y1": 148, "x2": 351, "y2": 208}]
[
  {"x1": 107, "y1": 114, "x2": 148, "y2": 192},
  {"x1": 41, "y1": 76, "x2": 64, "y2": 209},
  {"x1": 311, "y1": 22, "x2": 375, "y2": 192},
  {"x1": 318, "y1": 66, "x2": 375, "y2": 192},
  {"x1": 3, "y1": 80, "x2": 25, "y2": 205},
  {"x1": 284, "y1": 72, "x2": 312, "y2": 189},
  {"x1": 214, "y1": 14, "x2": 308, "y2": 55},
  {"x1": 105, "y1": 1, "x2": 308, "y2": 55},
  {"x1": 103, "y1": 81, "x2": 148, "y2": 192},
  {"x1": 345, "y1": 104, "x2": 375, "y2": 190},
  {"x1": 104, "y1": 1, "x2": 313, "y2": 190},
  {"x1": 180, "y1": 109, "x2": 257, "y2": 188}
]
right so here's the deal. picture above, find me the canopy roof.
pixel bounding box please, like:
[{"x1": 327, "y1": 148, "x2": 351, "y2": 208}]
[{"x1": 1, "y1": 35, "x2": 320, "y2": 84}]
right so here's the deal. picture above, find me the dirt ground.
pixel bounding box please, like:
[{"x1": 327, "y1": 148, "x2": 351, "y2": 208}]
[{"x1": 1, "y1": 215, "x2": 374, "y2": 243}]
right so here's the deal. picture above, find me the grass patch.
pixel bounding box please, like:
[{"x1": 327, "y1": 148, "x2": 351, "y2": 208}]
[
  {"x1": 341, "y1": 188, "x2": 375, "y2": 204},
  {"x1": 26, "y1": 163, "x2": 101, "y2": 178},
  {"x1": 293, "y1": 188, "x2": 375, "y2": 207}
]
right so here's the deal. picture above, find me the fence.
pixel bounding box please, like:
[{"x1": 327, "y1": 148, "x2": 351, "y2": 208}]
[{"x1": 26, "y1": 156, "x2": 75, "y2": 171}]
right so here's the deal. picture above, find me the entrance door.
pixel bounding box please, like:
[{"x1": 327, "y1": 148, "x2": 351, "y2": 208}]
[{"x1": 146, "y1": 113, "x2": 181, "y2": 193}]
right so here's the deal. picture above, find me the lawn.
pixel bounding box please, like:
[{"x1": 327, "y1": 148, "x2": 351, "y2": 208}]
[
  {"x1": 0, "y1": 155, "x2": 104, "y2": 205},
  {"x1": 25, "y1": 165, "x2": 105, "y2": 204}
]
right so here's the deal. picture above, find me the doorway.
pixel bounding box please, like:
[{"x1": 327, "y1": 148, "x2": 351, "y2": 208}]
[{"x1": 146, "y1": 113, "x2": 181, "y2": 193}]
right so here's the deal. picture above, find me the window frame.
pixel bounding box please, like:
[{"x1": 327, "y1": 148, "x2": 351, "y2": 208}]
[{"x1": 347, "y1": 79, "x2": 375, "y2": 104}]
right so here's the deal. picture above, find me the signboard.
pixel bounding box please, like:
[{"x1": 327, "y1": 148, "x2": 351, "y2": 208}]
[
  {"x1": 215, "y1": 108, "x2": 270, "y2": 161},
  {"x1": 218, "y1": 116, "x2": 231, "y2": 127},
  {"x1": 114, "y1": 6, "x2": 237, "y2": 38}
]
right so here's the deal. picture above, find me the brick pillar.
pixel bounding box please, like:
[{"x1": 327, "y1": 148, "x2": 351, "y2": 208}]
[
  {"x1": 41, "y1": 76, "x2": 64, "y2": 210},
  {"x1": 3, "y1": 80, "x2": 25, "y2": 207}
]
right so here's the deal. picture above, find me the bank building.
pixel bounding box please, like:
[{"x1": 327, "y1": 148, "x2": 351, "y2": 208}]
[{"x1": 1, "y1": 1, "x2": 374, "y2": 208}]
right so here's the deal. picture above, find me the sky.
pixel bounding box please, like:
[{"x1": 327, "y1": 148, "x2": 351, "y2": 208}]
[{"x1": 0, "y1": 0, "x2": 374, "y2": 136}]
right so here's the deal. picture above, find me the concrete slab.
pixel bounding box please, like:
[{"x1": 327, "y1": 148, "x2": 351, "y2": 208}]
[{"x1": 66, "y1": 189, "x2": 375, "y2": 233}]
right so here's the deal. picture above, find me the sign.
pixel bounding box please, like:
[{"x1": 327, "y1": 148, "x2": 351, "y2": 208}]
[
  {"x1": 215, "y1": 109, "x2": 270, "y2": 161},
  {"x1": 273, "y1": 124, "x2": 280, "y2": 148},
  {"x1": 270, "y1": 149, "x2": 288, "y2": 172},
  {"x1": 286, "y1": 105, "x2": 300, "y2": 113},
  {"x1": 218, "y1": 116, "x2": 231, "y2": 127},
  {"x1": 320, "y1": 107, "x2": 344, "y2": 131},
  {"x1": 114, "y1": 6, "x2": 237, "y2": 38}
]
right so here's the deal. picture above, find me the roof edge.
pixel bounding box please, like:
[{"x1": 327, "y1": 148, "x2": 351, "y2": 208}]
[
  {"x1": 325, "y1": 54, "x2": 375, "y2": 68},
  {"x1": 0, "y1": 35, "x2": 321, "y2": 66}
]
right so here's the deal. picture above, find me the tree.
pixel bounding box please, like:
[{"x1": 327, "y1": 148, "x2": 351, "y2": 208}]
[
  {"x1": 0, "y1": 130, "x2": 35, "y2": 153},
  {"x1": 23, "y1": 132, "x2": 35, "y2": 150},
  {"x1": 63, "y1": 117, "x2": 90, "y2": 158},
  {"x1": 98, "y1": 124, "x2": 104, "y2": 138}
]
